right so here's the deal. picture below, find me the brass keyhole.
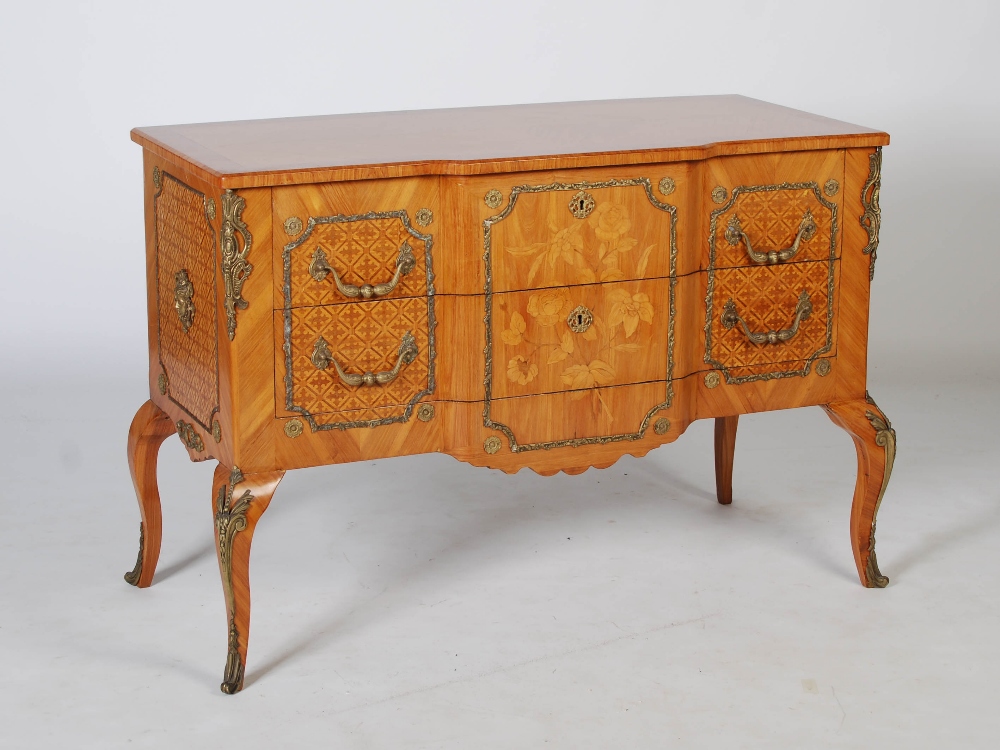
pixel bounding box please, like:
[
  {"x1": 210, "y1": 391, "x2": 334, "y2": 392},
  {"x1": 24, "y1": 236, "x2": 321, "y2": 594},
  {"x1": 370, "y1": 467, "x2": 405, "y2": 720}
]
[
  {"x1": 567, "y1": 304, "x2": 593, "y2": 333},
  {"x1": 568, "y1": 190, "x2": 595, "y2": 218}
]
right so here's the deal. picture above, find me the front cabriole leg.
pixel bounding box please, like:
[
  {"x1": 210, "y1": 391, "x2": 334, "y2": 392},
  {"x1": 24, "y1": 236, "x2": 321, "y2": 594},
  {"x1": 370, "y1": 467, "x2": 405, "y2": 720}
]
[
  {"x1": 125, "y1": 400, "x2": 176, "y2": 587},
  {"x1": 822, "y1": 392, "x2": 896, "y2": 588},
  {"x1": 212, "y1": 463, "x2": 284, "y2": 694}
]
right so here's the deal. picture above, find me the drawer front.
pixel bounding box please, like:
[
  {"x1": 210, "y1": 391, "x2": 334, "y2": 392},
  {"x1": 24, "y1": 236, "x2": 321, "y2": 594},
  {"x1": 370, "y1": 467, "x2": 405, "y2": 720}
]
[
  {"x1": 275, "y1": 179, "x2": 437, "y2": 309},
  {"x1": 485, "y1": 178, "x2": 676, "y2": 293},
  {"x1": 487, "y1": 382, "x2": 672, "y2": 453},
  {"x1": 705, "y1": 261, "x2": 837, "y2": 381},
  {"x1": 711, "y1": 184, "x2": 837, "y2": 269},
  {"x1": 704, "y1": 150, "x2": 844, "y2": 271},
  {"x1": 278, "y1": 297, "x2": 433, "y2": 429},
  {"x1": 154, "y1": 170, "x2": 220, "y2": 434},
  {"x1": 490, "y1": 278, "x2": 672, "y2": 400}
]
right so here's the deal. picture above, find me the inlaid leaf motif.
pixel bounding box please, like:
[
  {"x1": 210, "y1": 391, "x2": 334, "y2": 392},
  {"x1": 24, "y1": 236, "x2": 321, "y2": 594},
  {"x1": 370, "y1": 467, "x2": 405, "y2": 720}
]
[
  {"x1": 501, "y1": 311, "x2": 526, "y2": 346},
  {"x1": 527, "y1": 252, "x2": 547, "y2": 286},
  {"x1": 560, "y1": 330, "x2": 574, "y2": 354},
  {"x1": 546, "y1": 331, "x2": 575, "y2": 364},
  {"x1": 636, "y1": 244, "x2": 656, "y2": 277},
  {"x1": 600, "y1": 266, "x2": 626, "y2": 282},
  {"x1": 561, "y1": 360, "x2": 616, "y2": 391}
]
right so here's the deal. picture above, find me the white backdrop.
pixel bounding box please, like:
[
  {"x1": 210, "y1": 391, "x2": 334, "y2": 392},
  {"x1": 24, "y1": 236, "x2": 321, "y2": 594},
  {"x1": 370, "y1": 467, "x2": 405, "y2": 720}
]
[
  {"x1": 2, "y1": 3, "x2": 999, "y2": 748},
  {"x1": 0, "y1": 0, "x2": 997, "y2": 374}
]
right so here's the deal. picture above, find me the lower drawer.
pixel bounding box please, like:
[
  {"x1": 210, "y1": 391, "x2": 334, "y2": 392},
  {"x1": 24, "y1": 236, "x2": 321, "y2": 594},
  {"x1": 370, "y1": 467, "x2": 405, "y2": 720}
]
[
  {"x1": 486, "y1": 381, "x2": 672, "y2": 452},
  {"x1": 275, "y1": 297, "x2": 433, "y2": 429},
  {"x1": 705, "y1": 260, "x2": 838, "y2": 382}
]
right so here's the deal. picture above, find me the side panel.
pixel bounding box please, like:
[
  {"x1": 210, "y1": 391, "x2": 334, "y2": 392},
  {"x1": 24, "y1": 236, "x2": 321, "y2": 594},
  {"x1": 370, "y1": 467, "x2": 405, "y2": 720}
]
[{"x1": 142, "y1": 151, "x2": 229, "y2": 465}]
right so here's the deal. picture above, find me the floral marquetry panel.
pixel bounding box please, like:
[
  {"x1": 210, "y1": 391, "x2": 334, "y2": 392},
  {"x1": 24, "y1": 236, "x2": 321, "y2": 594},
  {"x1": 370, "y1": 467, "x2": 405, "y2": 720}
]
[
  {"x1": 489, "y1": 181, "x2": 674, "y2": 293},
  {"x1": 285, "y1": 216, "x2": 428, "y2": 308},
  {"x1": 492, "y1": 279, "x2": 671, "y2": 401},
  {"x1": 707, "y1": 261, "x2": 837, "y2": 372},
  {"x1": 154, "y1": 172, "x2": 219, "y2": 431},
  {"x1": 281, "y1": 298, "x2": 431, "y2": 426}
]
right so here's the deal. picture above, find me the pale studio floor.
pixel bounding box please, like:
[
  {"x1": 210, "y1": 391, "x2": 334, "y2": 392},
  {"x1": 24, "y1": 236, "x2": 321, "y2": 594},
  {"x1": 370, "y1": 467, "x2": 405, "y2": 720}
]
[{"x1": 1, "y1": 354, "x2": 998, "y2": 749}]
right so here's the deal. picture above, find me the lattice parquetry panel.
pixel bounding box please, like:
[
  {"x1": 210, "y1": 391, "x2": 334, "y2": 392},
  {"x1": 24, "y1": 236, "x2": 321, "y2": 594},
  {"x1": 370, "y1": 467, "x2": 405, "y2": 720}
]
[
  {"x1": 713, "y1": 188, "x2": 834, "y2": 267},
  {"x1": 286, "y1": 297, "x2": 430, "y2": 424},
  {"x1": 288, "y1": 218, "x2": 427, "y2": 308},
  {"x1": 709, "y1": 262, "x2": 832, "y2": 369},
  {"x1": 155, "y1": 174, "x2": 219, "y2": 429}
]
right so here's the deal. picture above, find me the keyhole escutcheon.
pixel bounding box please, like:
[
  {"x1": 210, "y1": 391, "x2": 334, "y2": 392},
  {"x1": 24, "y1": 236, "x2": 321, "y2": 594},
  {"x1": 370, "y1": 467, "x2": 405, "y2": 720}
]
[{"x1": 566, "y1": 304, "x2": 594, "y2": 333}]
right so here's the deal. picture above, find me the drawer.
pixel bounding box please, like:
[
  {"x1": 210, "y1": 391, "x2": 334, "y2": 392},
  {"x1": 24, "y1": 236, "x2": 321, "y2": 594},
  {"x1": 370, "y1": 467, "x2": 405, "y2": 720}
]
[
  {"x1": 487, "y1": 382, "x2": 672, "y2": 453},
  {"x1": 489, "y1": 278, "x2": 672, "y2": 400},
  {"x1": 704, "y1": 261, "x2": 837, "y2": 382},
  {"x1": 274, "y1": 179, "x2": 437, "y2": 309},
  {"x1": 275, "y1": 297, "x2": 434, "y2": 430},
  {"x1": 483, "y1": 177, "x2": 676, "y2": 293},
  {"x1": 704, "y1": 150, "x2": 844, "y2": 272}
]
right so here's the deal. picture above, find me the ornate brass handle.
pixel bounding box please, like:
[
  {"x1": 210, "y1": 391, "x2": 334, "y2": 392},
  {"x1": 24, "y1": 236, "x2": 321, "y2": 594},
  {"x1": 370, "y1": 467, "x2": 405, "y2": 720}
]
[
  {"x1": 725, "y1": 210, "x2": 817, "y2": 264},
  {"x1": 308, "y1": 242, "x2": 417, "y2": 299},
  {"x1": 311, "y1": 331, "x2": 419, "y2": 386},
  {"x1": 721, "y1": 290, "x2": 813, "y2": 344}
]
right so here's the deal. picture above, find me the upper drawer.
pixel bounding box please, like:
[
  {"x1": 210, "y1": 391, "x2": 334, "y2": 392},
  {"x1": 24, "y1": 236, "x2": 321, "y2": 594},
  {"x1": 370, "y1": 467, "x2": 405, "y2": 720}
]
[
  {"x1": 703, "y1": 150, "x2": 845, "y2": 272},
  {"x1": 482, "y1": 178, "x2": 677, "y2": 294},
  {"x1": 274, "y1": 178, "x2": 438, "y2": 309}
]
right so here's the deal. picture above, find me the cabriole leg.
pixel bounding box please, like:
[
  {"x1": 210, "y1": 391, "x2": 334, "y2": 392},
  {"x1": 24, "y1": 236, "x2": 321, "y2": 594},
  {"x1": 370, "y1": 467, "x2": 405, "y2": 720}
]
[
  {"x1": 124, "y1": 400, "x2": 175, "y2": 587},
  {"x1": 822, "y1": 392, "x2": 896, "y2": 588},
  {"x1": 212, "y1": 463, "x2": 284, "y2": 695},
  {"x1": 714, "y1": 416, "x2": 739, "y2": 505}
]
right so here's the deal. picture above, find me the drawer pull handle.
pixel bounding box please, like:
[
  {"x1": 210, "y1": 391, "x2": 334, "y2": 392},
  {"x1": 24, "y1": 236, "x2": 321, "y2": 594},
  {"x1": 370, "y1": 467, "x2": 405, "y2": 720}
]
[
  {"x1": 308, "y1": 242, "x2": 417, "y2": 299},
  {"x1": 725, "y1": 210, "x2": 817, "y2": 264},
  {"x1": 311, "y1": 331, "x2": 419, "y2": 386},
  {"x1": 721, "y1": 290, "x2": 813, "y2": 344}
]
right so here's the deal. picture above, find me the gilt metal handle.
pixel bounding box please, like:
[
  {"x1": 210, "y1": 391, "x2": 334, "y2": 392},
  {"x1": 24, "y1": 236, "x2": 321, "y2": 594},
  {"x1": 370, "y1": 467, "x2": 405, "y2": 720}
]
[
  {"x1": 311, "y1": 331, "x2": 419, "y2": 386},
  {"x1": 721, "y1": 290, "x2": 813, "y2": 345},
  {"x1": 308, "y1": 242, "x2": 417, "y2": 299},
  {"x1": 725, "y1": 210, "x2": 817, "y2": 264}
]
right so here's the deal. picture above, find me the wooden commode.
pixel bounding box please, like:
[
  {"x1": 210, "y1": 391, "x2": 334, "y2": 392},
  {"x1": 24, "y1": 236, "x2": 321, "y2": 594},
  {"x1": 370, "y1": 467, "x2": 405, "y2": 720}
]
[{"x1": 126, "y1": 96, "x2": 895, "y2": 694}]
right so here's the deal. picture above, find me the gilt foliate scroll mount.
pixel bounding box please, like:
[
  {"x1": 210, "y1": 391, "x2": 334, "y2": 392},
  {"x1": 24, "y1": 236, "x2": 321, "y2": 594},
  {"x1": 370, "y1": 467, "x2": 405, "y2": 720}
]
[{"x1": 220, "y1": 190, "x2": 253, "y2": 340}]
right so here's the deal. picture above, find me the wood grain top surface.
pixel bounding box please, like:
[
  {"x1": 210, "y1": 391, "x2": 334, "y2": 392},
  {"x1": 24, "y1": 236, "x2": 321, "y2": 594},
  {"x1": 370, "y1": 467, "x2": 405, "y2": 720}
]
[{"x1": 132, "y1": 95, "x2": 889, "y2": 188}]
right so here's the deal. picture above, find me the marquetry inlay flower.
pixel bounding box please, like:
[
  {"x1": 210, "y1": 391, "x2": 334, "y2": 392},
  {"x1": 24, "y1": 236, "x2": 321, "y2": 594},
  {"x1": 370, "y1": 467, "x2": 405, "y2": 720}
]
[
  {"x1": 527, "y1": 288, "x2": 572, "y2": 326},
  {"x1": 507, "y1": 355, "x2": 538, "y2": 385},
  {"x1": 590, "y1": 202, "x2": 632, "y2": 243},
  {"x1": 607, "y1": 289, "x2": 654, "y2": 339}
]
